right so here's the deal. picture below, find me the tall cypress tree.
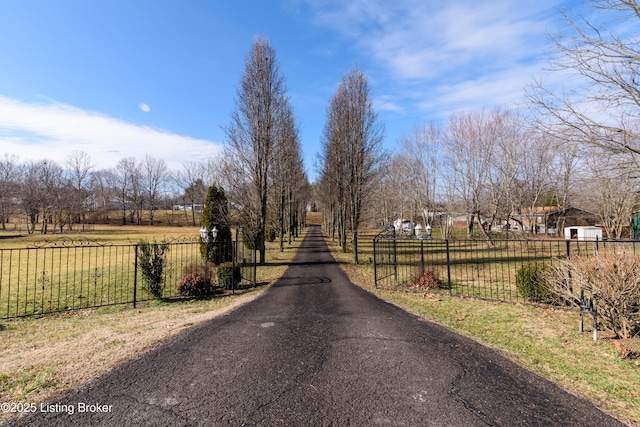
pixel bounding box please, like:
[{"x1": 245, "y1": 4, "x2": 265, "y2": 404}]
[{"x1": 200, "y1": 184, "x2": 232, "y2": 264}]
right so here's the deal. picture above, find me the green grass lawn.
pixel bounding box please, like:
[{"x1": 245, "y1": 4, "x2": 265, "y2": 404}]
[{"x1": 0, "y1": 226, "x2": 263, "y2": 318}]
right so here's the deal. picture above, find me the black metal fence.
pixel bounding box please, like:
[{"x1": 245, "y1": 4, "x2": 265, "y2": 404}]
[
  {"x1": 373, "y1": 227, "x2": 640, "y2": 304},
  {"x1": 0, "y1": 230, "x2": 256, "y2": 319}
]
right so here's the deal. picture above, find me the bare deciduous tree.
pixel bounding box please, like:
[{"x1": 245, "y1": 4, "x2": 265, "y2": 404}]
[
  {"x1": 0, "y1": 154, "x2": 20, "y2": 230},
  {"x1": 66, "y1": 151, "x2": 94, "y2": 230},
  {"x1": 318, "y1": 67, "x2": 384, "y2": 263},
  {"x1": 116, "y1": 158, "x2": 137, "y2": 225},
  {"x1": 445, "y1": 108, "x2": 501, "y2": 240},
  {"x1": 270, "y1": 99, "x2": 306, "y2": 251},
  {"x1": 584, "y1": 151, "x2": 638, "y2": 238},
  {"x1": 173, "y1": 162, "x2": 207, "y2": 226},
  {"x1": 224, "y1": 36, "x2": 288, "y2": 265},
  {"x1": 513, "y1": 131, "x2": 556, "y2": 236},
  {"x1": 529, "y1": 0, "x2": 640, "y2": 167},
  {"x1": 398, "y1": 122, "x2": 443, "y2": 228},
  {"x1": 141, "y1": 155, "x2": 168, "y2": 225},
  {"x1": 19, "y1": 160, "x2": 65, "y2": 234}
]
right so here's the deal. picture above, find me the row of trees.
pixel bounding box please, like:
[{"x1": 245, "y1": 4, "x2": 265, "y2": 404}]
[
  {"x1": 1, "y1": 37, "x2": 311, "y2": 267},
  {"x1": 314, "y1": 0, "x2": 640, "y2": 255},
  {"x1": 0, "y1": 144, "x2": 308, "y2": 244},
  {"x1": 0, "y1": 151, "x2": 219, "y2": 232},
  {"x1": 316, "y1": 67, "x2": 384, "y2": 263},
  {"x1": 5, "y1": 0, "x2": 640, "y2": 262},
  {"x1": 363, "y1": 106, "x2": 639, "y2": 243},
  {"x1": 222, "y1": 37, "x2": 309, "y2": 264}
]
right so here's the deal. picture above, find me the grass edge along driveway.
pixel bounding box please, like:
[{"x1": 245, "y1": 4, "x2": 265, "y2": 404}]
[
  {"x1": 325, "y1": 234, "x2": 640, "y2": 427},
  {"x1": 0, "y1": 228, "x2": 307, "y2": 425}
]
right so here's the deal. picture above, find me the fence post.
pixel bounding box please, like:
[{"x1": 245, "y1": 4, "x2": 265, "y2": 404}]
[
  {"x1": 232, "y1": 231, "x2": 238, "y2": 294},
  {"x1": 393, "y1": 230, "x2": 398, "y2": 284},
  {"x1": 133, "y1": 244, "x2": 138, "y2": 308},
  {"x1": 446, "y1": 239, "x2": 452, "y2": 296},
  {"x1": 579, "y1": 288, "x2": 585, "y2": 333},
  {"x1": 253, "y1": 237, "x2": 257, "y2": 287},
  {"x1": 420, "y1": 238, "x2": 424, "y2": 273},
  {"x1": 593, "y1": 304, "x2": 598, "y2": 342},
  {"x1": 373, "y1": 236, "x2": 378, "y2": 289}
]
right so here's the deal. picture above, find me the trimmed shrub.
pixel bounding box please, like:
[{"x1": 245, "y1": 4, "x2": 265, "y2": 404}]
[
  {"x1": 515, "y1": 263, "x2": 555, "y2": 303},
  {"x1": 200, "y1": 184, "x2": 232, "y2": 263},
  {"x1": 176, "y1": 273, "x2": 215, "y2": 296},
  {"x1": 217, "y1": 262, "x2": 241, "y2": 289},
  {"x1": 137, "y1": 239, "x2": 170, "y2": 299}
]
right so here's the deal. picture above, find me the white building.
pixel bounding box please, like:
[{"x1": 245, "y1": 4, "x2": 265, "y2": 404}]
[{"x1": 564, "y1": 226, "x2": 603, "y2": 241}]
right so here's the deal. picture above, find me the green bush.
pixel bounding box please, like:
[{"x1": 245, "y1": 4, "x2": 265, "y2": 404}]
[
  {"x1": 515, "y1": 263, "x2": 555, "y2": 303},
  {"x1": 137, "y1": 239, "x2": 170, "y2": 299},
  {"x1": 217, "y1": 262, "x2": 241, "y2": 289},
  {"x1": 200, "y1": 184, "x2": 232, "y2": 264}
]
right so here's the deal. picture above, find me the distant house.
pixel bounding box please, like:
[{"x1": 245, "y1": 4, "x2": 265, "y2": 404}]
[
  {"x1": 108, "y1": 200, "x2": 131, "y2": 210},
  {"x1": 545, "y1": 206, "x2": 598, "y2": 229},
  {"x1": 172, "y1": 203, "x2": 203, "y2": 212},
  {"x1": 518, "y1": 206, "x2": 598, "y2": 234}
]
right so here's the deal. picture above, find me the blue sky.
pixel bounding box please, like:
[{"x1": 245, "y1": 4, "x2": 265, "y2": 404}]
[{"x1": 0, "y1": 0, "x2": 578, "y2": 181}]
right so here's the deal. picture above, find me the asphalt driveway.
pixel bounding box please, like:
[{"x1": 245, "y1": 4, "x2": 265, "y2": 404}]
[{"x1": 7, "y1": 225, "x2": 627, "y2": 426}]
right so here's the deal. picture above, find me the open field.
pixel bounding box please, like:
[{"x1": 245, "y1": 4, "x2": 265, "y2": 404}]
[
  {"x1": 0, "y1": 224, "x2": 203, "y2": 249},
  {"x1": 2, "y1": 217, "x2": 639, "y2": 425},
  {"x1": 0, "y1": 225, "x2": 307, "y2": 425},
  {"x1": 0, "y1": 226, "x2": 259, "y2": 318},
  {"x1": 325, "y1": 229, "x2": 640, "y2": 426},
  {"x1": 365, "y1": 228, "x2": 640, "y2": 306},
  {"x1": 0, "y1": 209, "x2": 203, "y2": 236}
]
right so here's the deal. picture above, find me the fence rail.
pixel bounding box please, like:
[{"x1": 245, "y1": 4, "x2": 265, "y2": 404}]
[
  {"x1": 0, "y1": 232, "x2": 256, "y2": 319},
  {"x1": 373, "y1": 227, "x2": 640, "y2": 304}
]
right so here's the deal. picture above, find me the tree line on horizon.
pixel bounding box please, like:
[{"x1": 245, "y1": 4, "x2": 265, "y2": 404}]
[
  {"x1": 2, "y1": 0, "x2": 640, "y2": 264},
  {"x1": 319, "y1": 0, "x2": 640, "y2": 257}
]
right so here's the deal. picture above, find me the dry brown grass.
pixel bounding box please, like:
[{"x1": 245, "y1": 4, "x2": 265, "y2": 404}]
[
  {"x1": 0, "y1": 225, "x2": 307, "y2": 425},
  {"x1": 0, "y1": 225, "x2": 202, "y2": 249},
  {"x1": 305, "y1": 211, "x2": 323, "y2": 225},
  {"x1": 0, "y1": 291, "x2": 265, "y2": 424},
  {"x1": 324, "y1": 229, "x2": 640, "y2": 426}
]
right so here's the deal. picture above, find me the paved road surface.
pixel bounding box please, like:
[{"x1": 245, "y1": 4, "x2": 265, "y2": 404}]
[{"x1": 8, "y1": 225, "x2": 627, "y2": 426}]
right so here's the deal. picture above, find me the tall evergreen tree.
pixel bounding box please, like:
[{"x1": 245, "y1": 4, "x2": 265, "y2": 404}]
[{"x1": 200, "y1": 184, "x2": 231, "y2": 264}]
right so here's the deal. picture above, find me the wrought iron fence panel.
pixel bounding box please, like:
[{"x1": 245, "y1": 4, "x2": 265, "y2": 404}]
[
  {"x1": 0, "y1": 231, "x2": 257, "y2": 319},
  {"x1": 1, "y1": 242, "x2": 136, "y2": 318},
  {"x1": 235, "y1": 228, "x2": 257, "y2": 289},
  {"x1": 373, "y1": 235, "x2": 638, "y2": 305}
]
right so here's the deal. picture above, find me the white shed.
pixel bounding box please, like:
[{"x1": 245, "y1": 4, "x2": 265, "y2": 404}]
[{"x1": 564, "y1": 226, "x2": 603, "y2": 241}]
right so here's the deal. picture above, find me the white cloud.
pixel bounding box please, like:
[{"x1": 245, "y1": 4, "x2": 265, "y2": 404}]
[
  {"x1": 301, "y1": 0, "x2": 562, "y2": 115},
  {"x1": 0, "y1": 95, "x2": 222, "y2": 171},
  {"x1": 417, "y1": 62, "x2": 555, "y2": 116},
  {"x1": 374, "y1": 96, "x2": 404, "y2": 114},
  {"x1": 371, "y1": 2, "x2": 554, "y2": 78}
]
